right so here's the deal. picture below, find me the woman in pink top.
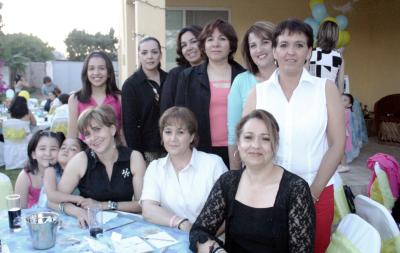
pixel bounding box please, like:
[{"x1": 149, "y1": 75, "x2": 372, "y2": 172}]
[
  {"x1": 15, "y1": 130, "x2": 62, "y2": 208},
  {"x1": 68, "y1": 51, "x2": 125, "y2": 144}
]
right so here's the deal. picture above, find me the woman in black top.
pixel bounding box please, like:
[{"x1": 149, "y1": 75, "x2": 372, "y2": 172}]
[
  {"x1": 160, "y1": 25, "x2": 203, "y2": 114},
  {"x1": 122, "y1": 37, "x2": 167, "y2": 163},
  {"x1": 190, "y1": 110, "x2": 315, "y2": 253},
  {"x1": 175, "y1": 19, "x2": 245, "y2": 167},
  {"x1": 58, "y1": 105, "x2": 146, "y2": 227}
]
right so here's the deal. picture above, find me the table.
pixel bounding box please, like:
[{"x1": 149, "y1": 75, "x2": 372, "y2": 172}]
[{"x1": 0, "y1": 208, "x2": 192, "y2": 252}]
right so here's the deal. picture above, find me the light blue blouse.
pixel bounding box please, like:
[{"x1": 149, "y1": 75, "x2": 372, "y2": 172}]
[{"x1": 227, "y1": 71, "x2": 257, "y2": 145}]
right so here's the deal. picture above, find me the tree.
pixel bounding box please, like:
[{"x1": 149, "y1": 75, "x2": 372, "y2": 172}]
[
  {"x1": 65, "y1": 28, "x2": 118, "y2": 61},
  {"x1": 0, "y1": 2, "x2": 3, "y2": 33},
  {"x1": 0, "y1": 33, "x2": 54, "y2": 83}
]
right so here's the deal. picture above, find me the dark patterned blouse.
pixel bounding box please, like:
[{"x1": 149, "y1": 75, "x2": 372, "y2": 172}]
[{"x1": 189, "y1": 169, "x2": 315, "y2": 253}]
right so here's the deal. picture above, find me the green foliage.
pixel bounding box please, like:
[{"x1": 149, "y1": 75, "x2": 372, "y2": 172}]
[
  {"x1": 0, "y1": 33, "x2": 54, "y2": 74},
  {"x1": 65, "y1": 28, "x2": 118, "y2": 61},
  {"x1": 0, "y1": 2, "x2": 3, "y2": 33}
]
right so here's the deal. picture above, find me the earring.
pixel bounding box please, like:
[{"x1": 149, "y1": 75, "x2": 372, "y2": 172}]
[{"x1": 233, "y1": 150, "x2": 238, "y2": 158}]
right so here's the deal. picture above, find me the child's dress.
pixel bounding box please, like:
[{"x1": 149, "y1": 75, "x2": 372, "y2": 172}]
[{"x1": 26, "y1": 171, "x2": 41, "y2": 208}]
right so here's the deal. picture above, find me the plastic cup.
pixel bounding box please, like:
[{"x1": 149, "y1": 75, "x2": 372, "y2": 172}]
[{"x1": 87, "y1": 204, "x2": 103, "y2": 238}]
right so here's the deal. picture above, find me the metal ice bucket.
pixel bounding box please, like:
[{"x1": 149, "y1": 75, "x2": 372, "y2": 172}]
[{"x1": 26, "y1": 212, "x2": 59, "y2": 250}]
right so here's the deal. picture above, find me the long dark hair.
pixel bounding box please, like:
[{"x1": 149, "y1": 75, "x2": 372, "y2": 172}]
[
  {"x1": 175, "y1": 25, "x2": 202, "y2": 67},
  {"x1": 76, "y1": 51, "x2": 120, "y2": 103},
  {"x1": 25, "y1": 130, "x2": 62, "y2": 174}
]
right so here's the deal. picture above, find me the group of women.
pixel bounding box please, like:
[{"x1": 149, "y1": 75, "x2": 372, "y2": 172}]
[{"x1": 14, "y1": 17, "x2": 345, "y2": 253}]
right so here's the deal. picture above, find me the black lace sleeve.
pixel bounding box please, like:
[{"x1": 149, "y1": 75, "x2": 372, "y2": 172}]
[
  {"x1": 189, "y1": 174, "x2": 227, "y2": 252},
  {"x1": 288, "y1": 178, "x2": 316, "y2": 253}
]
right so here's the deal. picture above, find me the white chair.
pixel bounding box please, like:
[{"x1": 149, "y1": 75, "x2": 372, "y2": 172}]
[
  {"x1": 0, "y1": 173, "x2": 13, "y2": 210},
  {"x1": 50, "y1": 116, "x2": 68, "y2": 136},
  {"x1": 327, "y1": 213, "x2": 381, "y2": 253},
  {"x1": 369, "y1": 162, "x2": 396, "y2": 210},
  {"x1": 333, "y1": 174, "x2": 351, "y2": 225},
  {"x1": 355, "y1": 194, "x2": 400, "y2": 252},
  {"x1": 3, "y1": 118, "x2": 31, "y2": 170}
]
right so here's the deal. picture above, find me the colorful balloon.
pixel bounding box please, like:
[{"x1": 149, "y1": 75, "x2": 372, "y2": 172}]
[
  {"x1": 321, "y1": 16, "x2": 337, "y2": 24},
  {"x1": 5, "y1": 89, "x2": 15, "y2": 99},
  {"x1": 304, "y1": 17, "x2": 319, "y2": 38},
  {"x1": 312, "y1": 3, "x2": 328, "y2": 22},
  {"x1": 309, "y1": 0, "x2": 324, "y2": 10},
  {"x1": 337, "y1": 30, "x2": 350, "y2": 48},
  {"x1": 336, "y1": 15, "x2": 348, "y2": 30}
]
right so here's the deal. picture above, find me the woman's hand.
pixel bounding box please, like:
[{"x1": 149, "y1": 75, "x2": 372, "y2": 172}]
[
  {"x1": 72, "y1": 195, "x2": 86, "y2": 206},
  {"x1": 80, "y1": 198, "x2": 100, "y2": 210},
  {"x1": 74, "y1": 207, "x2": 89, "y2": 228}
]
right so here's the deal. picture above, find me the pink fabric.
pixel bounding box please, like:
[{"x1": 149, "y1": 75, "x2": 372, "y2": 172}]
[
  {"x1": 344, "y1": 108, "x2": 352, "y2": 152},
  {"x1": 77, "y1": 95, "x2": 122, "y2": 129},
  {"x1": 25, "y1": 171, "x2": 41, "y2": 208},
  {"x1": 209, "y1": 81, "x2": 230, "y2": 147},
  {"x1": 367, "y1": 153, "x2": 400, "y2": 199}
]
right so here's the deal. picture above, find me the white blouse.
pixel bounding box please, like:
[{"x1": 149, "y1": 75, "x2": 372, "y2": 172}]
[
  {"x1": 140, "y1": 148, "x2": 228, "y2": 223},
  {"x1": 256, "y1": 69, "x2": 334, "y2": 186}
]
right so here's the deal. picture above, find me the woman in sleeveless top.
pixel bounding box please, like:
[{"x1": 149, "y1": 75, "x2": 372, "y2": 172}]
[
  {"x1": 244, "y1": 19, "x2": 345, "y2": 253},
  {"x1": 58, "y1": 105, "x2": 146, "y2": 227},
  {"x1": 68, "y1": 51, "x2": 125, "y2": 144}
]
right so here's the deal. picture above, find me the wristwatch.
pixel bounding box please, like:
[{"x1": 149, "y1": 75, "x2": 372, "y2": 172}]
[{"x1": 108, "y1": 201, "x2": 118, "y2": 210}]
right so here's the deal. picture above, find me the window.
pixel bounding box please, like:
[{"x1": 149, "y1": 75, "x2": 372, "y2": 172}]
[{"x1": 166, "y1": 9, "x2": 229, "y2": 70}]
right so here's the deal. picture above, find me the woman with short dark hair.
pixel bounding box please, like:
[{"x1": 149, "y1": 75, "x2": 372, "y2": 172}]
[{"x1": 175, "y1": 19, "x2": 245, "y2": 167}]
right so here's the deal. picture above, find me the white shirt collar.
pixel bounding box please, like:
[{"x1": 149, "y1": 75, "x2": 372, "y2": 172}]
[
  {"x1": 162, "y1": 148, "x2": 199, "y2": 172},
  {"x1": 270, "y1": 68, "x2": 315, "y2": 87}
]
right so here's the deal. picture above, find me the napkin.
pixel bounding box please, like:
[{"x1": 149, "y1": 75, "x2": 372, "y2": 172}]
[
  {"x1": 102, "y1": 211, "x2": 118, "y2": 224},
  {"x1": 144, "y1": 231, "x2": 178, "y2": 249},
  {"x1": 113, "y1": 236, "x2": 153, "y2": 253}
]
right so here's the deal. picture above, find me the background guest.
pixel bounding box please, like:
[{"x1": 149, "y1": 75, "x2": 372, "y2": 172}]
[
  {"x1": 160, "y1": 25, "x2": 203, "y2": 114},
  {"x1": 9, "y1": 95, "x2": 36, "y2": 127},
  {"x1": 228, "y1": 21, "x2": 276, "y2": 169},
  {"x1": 175, "y1": 19, "x2": 245, "y2": 167},
  {"x1": 122, "y1": 37, "x2": 167, "y2": 163}
]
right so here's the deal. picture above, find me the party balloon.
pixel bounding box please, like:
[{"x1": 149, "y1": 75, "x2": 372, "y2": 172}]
[
  {"x1": 337, "y1": 30, "x2": 350, "y2": 48},
  {"x1": 321, "y1": 16, "x2": 337, "y2": 24},
  {"x1": 304, "y1": 17, "x2": 319, "y2": 38},
  {"x1": 309, "y1": 0, "x2": 324, "y2": 10},
  {"x1": 18, "y1": 90, "x2": 30, "y2": 101},
  {"x1": 312, "y1": 3, "x2": 328, "y2": 22},
  {"x1": 5, "y1": 89, "x2": 15, "y2": 99},
  {"x1": 336, "y1": 15, "x2": 348, "y2": 30}
]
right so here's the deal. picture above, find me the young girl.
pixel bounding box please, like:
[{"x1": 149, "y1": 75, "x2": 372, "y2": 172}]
[
  {"x1": 68, "y1": 51, "x2": 125, "y2": 145},
  {"x1": 40, "y1": 137, "x2": 87, "y2": 210},
  {"x1": 14, "y1": 130, "x2": 62, "y2": 208},
  {"x1": 338, "y1": 93, "x2": 354, "y2": 173}
]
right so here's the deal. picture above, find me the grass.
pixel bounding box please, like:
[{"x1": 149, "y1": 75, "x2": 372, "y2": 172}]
[{"x1": 0, "y1": 166, "x2": 21, "y2": 189}]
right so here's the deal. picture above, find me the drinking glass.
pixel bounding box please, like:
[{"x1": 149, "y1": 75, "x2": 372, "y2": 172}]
[
  {"x1": 87, "y1": 203, "x2": 103, "y2": 238},
  {"x1": 6, "y1": 194, "x2": 21, "y2": 232}
]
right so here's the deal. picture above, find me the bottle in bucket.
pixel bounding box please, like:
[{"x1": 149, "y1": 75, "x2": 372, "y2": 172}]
[{"x1": 6, "y1": 194, "x2": 21, "y2": 232}]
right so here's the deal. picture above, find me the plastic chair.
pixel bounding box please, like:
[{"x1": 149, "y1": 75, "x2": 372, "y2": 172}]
[
  {"x1": 50, "y1": 117, "x2": 68, "y2": 136},
  {"x1": 333, "y1": 174, "x2": 351, "y2": 225},
  {"x1": 3, "y1": 118, "x2": 31, "y2": 170},
  {"x1": 0, "y1": 172, "x2": 13, "y2": 210},
  {"x1": 327, "y1": 213, "x2": 381, "y2": 253},
  {"x1": 355, "y1": 195, "x2": 400, "y2": 253},
  {"x1": 370, "y1": 162, "x2": 396, "y2": 210}
]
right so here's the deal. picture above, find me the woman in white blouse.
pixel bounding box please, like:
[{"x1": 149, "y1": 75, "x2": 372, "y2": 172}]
[
  {"x1": 141, "y1": 106, "x2": 227, "y2": 232},
  {"x1": 244, "y1": 19, "x2": 344, "y2": 253}
]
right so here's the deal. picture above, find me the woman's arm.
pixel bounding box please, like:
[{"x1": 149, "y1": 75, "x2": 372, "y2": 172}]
[
  {"x1": 28, "y1": 111, "x2": 37, "y2": 126},
  {"x1": 190, "y1": 176, "x2": 227, "y2": 252},
  {"x1": 117, "y1": 94, "x2": 127, "y2": 146},
  {"x1": 44, "y1": 167, "x2": 84, "y2": 205},
  {"x1": 337, "y1": 59, "x2": 345, "y2": 94},
  {"x1": 67, "y1": 95, "x2": 79, "y2": 138},
  {"x1": 160, "y1": 68, "x2": 179, "y2": 114},
  {"x1": 288, "y1": 179, "x2": 315, "y2": 253},
  {"x1": 121, "y1": 81, "x2": 142, "y2": 151},
  {"x1": 14, "y1": 170, "x2": 29, "y2": 209},
  {"x1": 310, "y1": 80, "x2": 345, "y2": 200},
  {"x1": 242, "y1": 87, "x2": 257, "y2": 117},
  {"x1": 227, "y1": 77, "x2": 244, "y2": 170},
  {"x1": 58, "y1": 152, "x2": 87, "y2": 194}
]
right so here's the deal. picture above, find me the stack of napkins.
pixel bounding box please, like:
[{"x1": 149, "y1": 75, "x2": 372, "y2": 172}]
[{"x1": 143, "y1": 231, "x2": 178, "y2": 249}]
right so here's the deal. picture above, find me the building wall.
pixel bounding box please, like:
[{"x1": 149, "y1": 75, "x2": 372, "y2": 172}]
[{"x1": 166, "y1": 0, "x2": 400, "y2": 109}]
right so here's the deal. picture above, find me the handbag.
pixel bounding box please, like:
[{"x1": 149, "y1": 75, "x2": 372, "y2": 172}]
[{"x1": 343, "y1": 185, "x2": 356, "y2": 213}]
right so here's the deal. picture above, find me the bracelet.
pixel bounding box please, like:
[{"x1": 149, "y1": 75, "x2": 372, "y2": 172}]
[
  {"x1": 58, "y1": 202, "x2": 65, "y2": 215},
  {"x1": 212, "y1": 247, "x2": 224, "y2": 253},
  {"x1": 177, "y1": 218, "x2": 189, "y2": 230},
  {"x1": 169, "y1": 215, "x2": 177, "y2": 228}
]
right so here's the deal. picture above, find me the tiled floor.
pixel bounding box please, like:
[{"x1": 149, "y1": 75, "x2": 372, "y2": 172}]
[{"x1": 339, "y1": 137, "x2": 400, "y2": 196}]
